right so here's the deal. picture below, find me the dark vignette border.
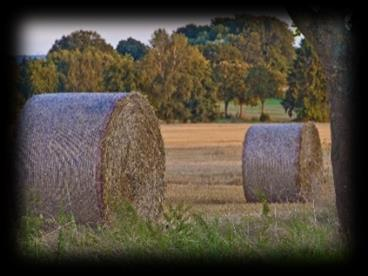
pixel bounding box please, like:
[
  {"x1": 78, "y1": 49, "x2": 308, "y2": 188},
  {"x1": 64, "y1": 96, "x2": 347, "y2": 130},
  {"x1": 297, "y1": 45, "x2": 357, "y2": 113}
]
[{"x1": 1, "y1": 2, "x2": 365, "y2": 272}]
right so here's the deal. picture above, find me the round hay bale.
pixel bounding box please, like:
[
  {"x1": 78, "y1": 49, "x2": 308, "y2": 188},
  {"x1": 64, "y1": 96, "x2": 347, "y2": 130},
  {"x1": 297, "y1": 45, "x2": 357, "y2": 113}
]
[
  {"x1": 16, "y1": 92, "x2": 165, "y2": 224},
  {"x1": 242, "y1": 122, "x2": 323, "y2": 202}
]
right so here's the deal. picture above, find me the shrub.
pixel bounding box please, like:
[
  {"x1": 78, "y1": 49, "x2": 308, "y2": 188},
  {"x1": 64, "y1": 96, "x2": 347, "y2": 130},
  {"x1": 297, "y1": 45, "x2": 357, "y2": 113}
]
[{"x1": 260, "y1": 113, "x2": 271, "y2": 122}]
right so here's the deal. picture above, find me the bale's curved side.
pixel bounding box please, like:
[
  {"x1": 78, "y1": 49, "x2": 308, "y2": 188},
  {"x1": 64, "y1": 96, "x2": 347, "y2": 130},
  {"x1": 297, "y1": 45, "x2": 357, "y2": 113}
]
[
  {"x1": 16, "y1": 92, "x2": 165, "y2": 224},
  {"x1": 242, "y1": 123, "x2": 323, "y2": 202}
]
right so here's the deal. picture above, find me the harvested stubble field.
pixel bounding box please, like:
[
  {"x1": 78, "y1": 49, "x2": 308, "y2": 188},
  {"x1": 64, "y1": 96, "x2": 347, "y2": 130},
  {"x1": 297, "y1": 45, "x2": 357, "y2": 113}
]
[
  {"x1": 162, "y1": 123, "x2": 334, "y2": 218},
  {"x1": 20, "y1": 122, "x2": 344, "y2": 261}
]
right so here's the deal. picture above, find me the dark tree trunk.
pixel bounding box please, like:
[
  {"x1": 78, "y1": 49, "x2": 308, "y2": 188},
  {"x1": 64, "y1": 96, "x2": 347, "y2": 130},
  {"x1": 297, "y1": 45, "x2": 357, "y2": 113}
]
[
  {"x1": 288, "y1": 9, "x2": 355, "y2": 243},
  {"x1": 239, "y1": 103, "x2": 243, "y2": 118},
  {"x1": 261, "y1": 100, "x2": 265, "y2": 115},
  {"x1": 224, "y1": 101, "x2": 229, "y2": 118}
]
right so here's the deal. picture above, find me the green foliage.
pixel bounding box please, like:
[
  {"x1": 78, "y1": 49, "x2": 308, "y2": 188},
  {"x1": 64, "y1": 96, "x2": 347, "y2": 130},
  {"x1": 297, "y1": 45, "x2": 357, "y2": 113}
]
[
  {"x1": 163, "y1": 204, "x2": 193, "y2": 239},
  {"x1": 212, "y1": 14, "x2": 294, "y2": 94},
  {"x1": 18, "y1": 214, "x2": 45, "y2": 257},
  {"x1": 55, "y1": 212, "x2": 78, "y2": 257},
  {"x1": 26, "y1": 59, "x2": 59, "y2": 94},
  {"x1": 178, "y1": 14, "x2": 295, "y2": 120},
  {"x1": 14, "y1": 15, "x2": 327, "y2": 124},
  {"x1": 219, "y1": 98, "x2": 295, "y2": 122},
  {"x1": 16, "y1": 58, "x2": 33, "y2": 99},
  {"x1": 245, "y1": 65, "x2": 279, "y2": 119},
  {"x1": 180, "y1": 14, "x2": 295, "y2": 75},
  {"x1": 246, "y1": 16, "x2": 295, "y2": 72},
  {"x1": 48, "y1": 49, "x2": 104, "y2": 92},
  {"x1": 138, "y1": 29, "x2": 218, "y2": 122},
  {"x1": 176, "y1": 24, "x2": 217, "y2": 45},
  {"x1": 282, "y1": 39, "x2": 329, "y2": 122},
  {"x1": 253, "y1": 191, "x2": 271, "y2": 217},
  {"x1": 201, "y1": 43, "x2": 243, "y2": 64},
  {"x1": 228, "y1": 32, "x2": 263, "y2": 66},
  {"x1": 260, "y1": 113, "x2": 271, "y2": 122},
  {"x1": 103, "y1": 53, "x2": 137, "y2": 92},
  {"x1": 49, "y1": 30, "x2": 114, "y2": 54},
  {"x1": 48, "y1": 49, "x2": 136, "y2": 92},
  {"x1": 116, "y1": 37, "x2": 149, "y2": 60},
  {"x1": 201, "y1": 44, "x2": 254, "y2": 118},
  {"x1": 18, "y1": 201, "x2": 346, "y2": 262},
  {"x1": 213, "y1": 59, "x2": 248, "y2": 116}
]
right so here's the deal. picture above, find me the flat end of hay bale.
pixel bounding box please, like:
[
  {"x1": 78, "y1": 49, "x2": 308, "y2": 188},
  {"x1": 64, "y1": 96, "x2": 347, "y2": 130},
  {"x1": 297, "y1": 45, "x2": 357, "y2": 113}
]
[
  {"x1": 101, "y1": 92, "x2": 166, "y2": 221},
  {"x1": 298, "y1": 122, "x2": 323, "y2": 202}
]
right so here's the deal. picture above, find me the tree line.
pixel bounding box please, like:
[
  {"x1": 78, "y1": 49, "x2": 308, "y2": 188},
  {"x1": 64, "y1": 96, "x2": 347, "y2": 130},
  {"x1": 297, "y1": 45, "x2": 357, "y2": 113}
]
[{"x1": 14, "y1": 14, "x2": 329, "y2": 123}]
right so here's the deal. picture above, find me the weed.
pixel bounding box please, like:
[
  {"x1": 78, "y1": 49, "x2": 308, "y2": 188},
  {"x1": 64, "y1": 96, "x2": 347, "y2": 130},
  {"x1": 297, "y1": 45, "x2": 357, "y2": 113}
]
[{"x1": 18, "y1": 200, "x2": 345, "y2": 263}]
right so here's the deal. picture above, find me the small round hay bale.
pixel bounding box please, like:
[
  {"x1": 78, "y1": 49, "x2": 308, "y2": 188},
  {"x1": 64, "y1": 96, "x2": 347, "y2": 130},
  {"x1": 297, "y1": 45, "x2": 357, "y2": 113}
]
[
  {"x1": 242, "y1": 122, "x2": 323, "y2": 202},
  {"x1": 16, "y1": 92, "x2": 165, "y2": 224}
]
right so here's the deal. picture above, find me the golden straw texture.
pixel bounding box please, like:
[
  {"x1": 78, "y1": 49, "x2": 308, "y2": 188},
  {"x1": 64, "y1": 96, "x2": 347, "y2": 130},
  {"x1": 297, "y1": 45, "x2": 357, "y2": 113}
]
[
  {"x1": 16, "y1": 92, "x2": 165, "y2": 224},
  {"x1": 242, "y1": 123, "x2": 323, "y2": 202}
]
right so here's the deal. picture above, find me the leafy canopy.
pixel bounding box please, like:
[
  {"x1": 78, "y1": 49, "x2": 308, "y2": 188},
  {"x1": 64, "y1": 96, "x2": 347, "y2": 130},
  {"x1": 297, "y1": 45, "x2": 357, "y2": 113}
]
[
  {"x1": 49, "y1": 30, "x2": 114, "y2": 54},
  {"x1": 116, "y1": 37, "x2": 149, "y2": 60},
  {"x1": 282, "y1": 39, "x2": 329, "y2": 121},
  {"x1": 138, "y1": 29, "x2": 217, "y2": 122}
]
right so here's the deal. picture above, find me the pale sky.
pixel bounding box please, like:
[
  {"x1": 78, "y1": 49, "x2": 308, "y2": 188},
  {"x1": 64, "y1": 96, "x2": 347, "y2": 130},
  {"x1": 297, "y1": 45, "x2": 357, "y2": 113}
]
[{"x1": 15, "y1": 12, "x2": 298, "y2": 56}]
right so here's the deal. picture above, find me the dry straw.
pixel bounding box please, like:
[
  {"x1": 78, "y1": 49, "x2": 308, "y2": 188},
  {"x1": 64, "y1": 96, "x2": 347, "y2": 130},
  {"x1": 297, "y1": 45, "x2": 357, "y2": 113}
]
[
  {"x1": 16, "y1": 92, "x2": 165, "y2": 224},
  {"x1": 242, "y1": 122, "x2": 323, "y2": 202}
]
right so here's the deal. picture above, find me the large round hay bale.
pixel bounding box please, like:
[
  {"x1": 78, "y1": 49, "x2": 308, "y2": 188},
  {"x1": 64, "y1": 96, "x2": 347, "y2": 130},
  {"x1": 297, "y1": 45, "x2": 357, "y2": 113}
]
[
  {"x1": 16, "y1": 92, "x2": 165, "y2": 224},
  {"x1": 242, "y1": 123, "x2": 323, "y2": 202}
]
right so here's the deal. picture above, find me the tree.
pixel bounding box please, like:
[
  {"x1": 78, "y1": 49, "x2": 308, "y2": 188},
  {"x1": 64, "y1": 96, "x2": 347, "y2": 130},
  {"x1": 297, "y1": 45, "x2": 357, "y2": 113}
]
[
  {"x1": 49, "y1": 49, "x2": 104, "y2": 92},
  {"x1": 210, "y1": 14, "x2": 295, "y2": 97},
  {"x1": 288, "y1": 8, "x2": 355, "y2": 244},
  {"x1": 103, "y1": 53, "x2": 137, "y2": 92},
  {"x1": 178, "y1": 15, "x2": 295, "y2": 106},
  {"x1": 203, "y1": 44, "x2": 247, "y2": 117},
  {"x1": 247, "y1": 16, "x2": 295, "y2": 70},
  {"x1": 48, "y1": 48, "x2": 124, "y2": 92},
  {"x1": 200, "y1": 43, "x2": 243, "y2": 64},
  {"x1": 138, "y1": 29, "x2": 217, "y2": 122},
  {"x1": 116, "y1": 37, "x2": 149, "y2": 60},
  {"x1": 47, "y1": 30, "x2": 138, "y2": 93},
  {"x1": 201, "y1": 42, "x2": 261, "y2": 118},
  {"x1": 282, "y1": 39, "x2": 329, "y2": 121},
  {"x1": 245, "y1": 65, "x2": 278, "y2": 118},
  {"x1": 48, "y1": 30, "x2": 114, "y2": 54},
  {"x1": 228, "y1": 32, "x2": 263, "y2": 66},
  {"x1": 239, "y1": 15, "x2": 295, "y2": 95},
  {"x1": 236, "y1": 81, "x2": 258, "y2": 119},
  {"x1": 176, "y1": 24, "x2": 217, "y2": 45},
  {"x1": 211, "y1": 15, "x2": 245, "y2": 34},
  {"x1": 213, "y1": 60, "x2": 250, "y2": 118},
  {"x1": 16, "y1": 57, "x2": 32, "y2": 99},
  {"x1": 26, "y1": 59, "x2": 58, "y2": 94}
]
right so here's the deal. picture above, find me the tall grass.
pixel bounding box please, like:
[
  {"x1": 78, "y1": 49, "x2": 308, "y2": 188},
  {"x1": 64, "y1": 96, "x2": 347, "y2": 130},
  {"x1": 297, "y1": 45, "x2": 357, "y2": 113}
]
[{"x1": 17, "y1": 201, "x2": 346, "y2": 264}]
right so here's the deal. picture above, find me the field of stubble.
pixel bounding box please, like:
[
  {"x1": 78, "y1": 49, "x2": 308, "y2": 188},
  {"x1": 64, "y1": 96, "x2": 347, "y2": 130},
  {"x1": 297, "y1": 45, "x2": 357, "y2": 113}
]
[
  {"x1": 161, "y1": 123, "x2": 335, "y2": 219},
  {"x1": 20, "y1": 122, "x2": 343, "y2": 260}
]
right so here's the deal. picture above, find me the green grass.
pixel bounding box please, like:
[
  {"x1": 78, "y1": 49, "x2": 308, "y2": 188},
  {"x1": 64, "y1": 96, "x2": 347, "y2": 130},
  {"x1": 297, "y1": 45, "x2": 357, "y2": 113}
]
[
  {"x1": 218, "y1": 98, "x2": 296, "y2": 122},
  {"x1": 18, "y1": 201, "x2": 346, "y2": 264}
]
